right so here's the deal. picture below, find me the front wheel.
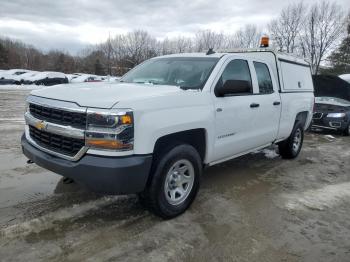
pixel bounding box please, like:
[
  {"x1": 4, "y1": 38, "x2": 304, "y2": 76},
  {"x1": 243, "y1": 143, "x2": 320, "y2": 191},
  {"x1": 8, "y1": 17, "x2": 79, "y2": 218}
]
[
  {"x1": 140, "y1": 144, "x2": 202, "y2": 219},
  {"x1": 278, "y1": 121, "x2": 304, "y2": 159}
]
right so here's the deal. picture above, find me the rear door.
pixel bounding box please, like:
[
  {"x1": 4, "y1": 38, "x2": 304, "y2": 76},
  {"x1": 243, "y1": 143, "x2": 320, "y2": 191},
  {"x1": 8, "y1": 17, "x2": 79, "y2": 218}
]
[{"x1": 248, "y1": 60, "x2": 281, "y2": 145}]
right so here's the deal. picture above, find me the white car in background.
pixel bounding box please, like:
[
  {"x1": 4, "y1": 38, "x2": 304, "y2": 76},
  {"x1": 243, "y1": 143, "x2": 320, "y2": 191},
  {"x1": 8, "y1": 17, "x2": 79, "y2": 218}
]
[
  {"x1": 66, "y1": 73, "x2": 83, "y2": 82},
  {"x1": 70, "y1": 74, "x2": 105, "y2": 83},
  {"x1": 103, "y1": 76, "x2": 121, "y2": 82}
]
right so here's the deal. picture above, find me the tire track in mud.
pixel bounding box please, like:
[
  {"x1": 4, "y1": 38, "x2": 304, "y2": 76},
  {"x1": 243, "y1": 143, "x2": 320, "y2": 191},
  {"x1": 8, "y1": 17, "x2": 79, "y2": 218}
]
[{"x1": 0, "y1": 196, "x2": 136, "y2": 240}]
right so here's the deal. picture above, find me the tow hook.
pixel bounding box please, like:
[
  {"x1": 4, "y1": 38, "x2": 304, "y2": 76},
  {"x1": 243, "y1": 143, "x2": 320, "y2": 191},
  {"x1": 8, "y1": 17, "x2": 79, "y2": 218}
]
[{"x1": 27, "y1": 159, "x2": 34, "y2": 164}]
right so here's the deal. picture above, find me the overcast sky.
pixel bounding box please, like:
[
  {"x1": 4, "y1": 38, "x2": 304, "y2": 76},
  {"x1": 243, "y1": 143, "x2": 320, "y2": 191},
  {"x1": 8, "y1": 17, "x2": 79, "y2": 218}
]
[{"x1": 0, "y1": 0, "x2": 348, "y2": 54}]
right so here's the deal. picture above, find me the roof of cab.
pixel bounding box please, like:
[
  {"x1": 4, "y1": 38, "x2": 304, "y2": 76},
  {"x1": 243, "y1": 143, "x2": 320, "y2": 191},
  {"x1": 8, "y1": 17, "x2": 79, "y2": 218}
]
[{"x1": 156, "y1": 48, "x2": 309, "y2": 66}]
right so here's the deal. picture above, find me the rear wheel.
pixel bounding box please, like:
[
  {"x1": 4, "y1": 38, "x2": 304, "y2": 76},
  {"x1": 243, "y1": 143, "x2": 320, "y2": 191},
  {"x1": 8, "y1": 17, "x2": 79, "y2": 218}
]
[
  {"x1": 278, "y1": 121, "x2": 304, "y2": 159},
  {"x1": 139, "y1": 144, "x2": 202, "y2": 219}
]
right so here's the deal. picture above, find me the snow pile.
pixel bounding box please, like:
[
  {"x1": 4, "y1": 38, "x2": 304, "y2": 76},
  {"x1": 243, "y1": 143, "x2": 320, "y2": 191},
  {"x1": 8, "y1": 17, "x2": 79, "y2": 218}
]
[{"x1": 252, "y1": 147, "x2": 279, "y2": 159}]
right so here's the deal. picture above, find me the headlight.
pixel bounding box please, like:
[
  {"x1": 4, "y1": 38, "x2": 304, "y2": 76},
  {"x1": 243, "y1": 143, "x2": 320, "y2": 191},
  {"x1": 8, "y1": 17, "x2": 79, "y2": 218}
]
[
  {"x1": 327, "y1": 113, "x2": 346, "y2": 118},
  {"x1": 86, "y1": 109, "x2": 134, "y2": 151}
]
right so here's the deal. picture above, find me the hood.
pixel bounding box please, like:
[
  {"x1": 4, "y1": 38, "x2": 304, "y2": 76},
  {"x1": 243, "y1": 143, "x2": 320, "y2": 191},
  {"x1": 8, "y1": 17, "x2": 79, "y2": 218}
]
[
  {"x1": 30, "y1": 82, "x2": 183, "y2": 108},
  {"x1": 313, "y1": 75, "x2": 350, "y2": 101},
  {"x1": 315, "y1": 96, "x2": 350, "y2": 107}
]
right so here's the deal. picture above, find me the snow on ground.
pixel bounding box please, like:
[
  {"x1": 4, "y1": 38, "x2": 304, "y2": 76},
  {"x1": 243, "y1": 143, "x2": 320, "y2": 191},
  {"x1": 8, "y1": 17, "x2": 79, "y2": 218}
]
[
  {"x1": 283, "y1": 182, "x2": 350, "y2": 211},
  {"x1": 252, "y1": 146, "x2": 280, "y2": 159}
]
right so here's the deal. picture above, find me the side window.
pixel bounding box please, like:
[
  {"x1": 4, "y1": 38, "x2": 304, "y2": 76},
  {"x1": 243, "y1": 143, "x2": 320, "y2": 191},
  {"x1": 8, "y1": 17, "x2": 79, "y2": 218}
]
[
  {"x1": 216, "y1": 59, "x2": 252, "y2": 96},
  {"x1": 254, "y1": 62, "x2": 273, "y2": 94}
]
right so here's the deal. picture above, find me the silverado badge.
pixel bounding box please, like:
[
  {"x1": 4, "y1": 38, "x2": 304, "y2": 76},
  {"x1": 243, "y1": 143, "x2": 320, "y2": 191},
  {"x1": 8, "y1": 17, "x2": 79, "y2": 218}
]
[{"x1": 35, "y1": 121, "x2": 47, "y2": 131}]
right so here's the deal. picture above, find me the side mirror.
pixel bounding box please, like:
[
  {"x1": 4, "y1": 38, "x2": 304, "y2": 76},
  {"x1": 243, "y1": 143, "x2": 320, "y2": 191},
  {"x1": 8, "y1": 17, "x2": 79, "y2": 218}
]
[{"x1": 215, "y1": 80, "x2": 252, "y2": 97}]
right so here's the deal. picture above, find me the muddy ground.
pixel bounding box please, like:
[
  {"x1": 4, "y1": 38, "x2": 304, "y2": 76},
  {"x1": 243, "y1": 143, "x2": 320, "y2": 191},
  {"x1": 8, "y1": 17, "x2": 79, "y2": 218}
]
[{"x1": 0, "y1": 89, "x2": 350, "y2": 262}]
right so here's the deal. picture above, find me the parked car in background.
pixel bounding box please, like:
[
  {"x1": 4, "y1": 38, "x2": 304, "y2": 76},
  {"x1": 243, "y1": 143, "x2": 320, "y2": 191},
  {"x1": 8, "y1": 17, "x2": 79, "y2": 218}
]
[
  {"x1": 66, "y1": 73, "x2": 82, "y2": 82},
  {"x1": 23, "y1": 72, "x2": 68, "y2": 86},
  {"x1": 0, "y1": 69, "x2": 31, "y2": 80},
  {"x1": 104, "y1": 76, "x2": 121, "y2": 82},
  {"x1": 0, "y1": 71, "x2": 39, "y2": 85},
  {"x1": 70, "y1": 74, "x2": 105, "y2": 83},
  {"x1": 312, "y1": 75, "x2": 350, "y2": 136}
]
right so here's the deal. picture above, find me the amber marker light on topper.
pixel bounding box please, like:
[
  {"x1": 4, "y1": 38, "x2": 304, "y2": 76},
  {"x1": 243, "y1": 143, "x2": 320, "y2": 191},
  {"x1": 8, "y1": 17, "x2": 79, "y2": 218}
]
[{"x1": 260, "y1": 36, "x2": 269, "y2": 48}]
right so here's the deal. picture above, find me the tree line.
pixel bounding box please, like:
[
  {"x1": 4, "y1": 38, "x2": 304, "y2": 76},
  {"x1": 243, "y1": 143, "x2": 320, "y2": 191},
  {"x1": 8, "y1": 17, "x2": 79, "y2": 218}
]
[{"x1": 0, "y1": 0, "x2": 348, "y2": 76}]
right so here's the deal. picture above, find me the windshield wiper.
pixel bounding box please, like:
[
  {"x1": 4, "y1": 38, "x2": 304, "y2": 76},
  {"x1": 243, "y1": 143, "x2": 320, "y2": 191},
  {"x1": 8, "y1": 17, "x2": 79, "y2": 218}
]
[
  {"x1": 134, "y1": 80, "x2": 162, "y2": 85},
  {"x1": 179, "y1": 86, "x2": 201, "y2": 90}
]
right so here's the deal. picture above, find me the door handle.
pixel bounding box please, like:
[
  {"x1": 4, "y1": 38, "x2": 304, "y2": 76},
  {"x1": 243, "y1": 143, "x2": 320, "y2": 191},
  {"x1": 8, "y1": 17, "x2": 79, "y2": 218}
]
[
  {"x1": 273, "y1": 101, "x2": 281, "y2": 106},
  {"x1": 250, "y1": 103, "x2": 260, "y2": 108}
]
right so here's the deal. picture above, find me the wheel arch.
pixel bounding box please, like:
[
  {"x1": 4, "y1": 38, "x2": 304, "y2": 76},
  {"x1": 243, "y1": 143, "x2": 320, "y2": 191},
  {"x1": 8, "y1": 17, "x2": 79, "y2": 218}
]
[
  {"x1": 295, "y1": 111, "x2": 310, "y2": 130},
  {"x1": 152, "y1": 128, "x2": 207, "y2": 163}
]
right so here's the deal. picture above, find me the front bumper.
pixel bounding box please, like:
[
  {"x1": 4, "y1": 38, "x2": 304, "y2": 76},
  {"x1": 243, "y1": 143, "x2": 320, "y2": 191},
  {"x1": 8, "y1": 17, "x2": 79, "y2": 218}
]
[
  {"x1": 312, "y1": 116, "x2": 349, "y2": 131},
  {"x1": 21, "y1": 134, "x2": 153, "y2": 194}
]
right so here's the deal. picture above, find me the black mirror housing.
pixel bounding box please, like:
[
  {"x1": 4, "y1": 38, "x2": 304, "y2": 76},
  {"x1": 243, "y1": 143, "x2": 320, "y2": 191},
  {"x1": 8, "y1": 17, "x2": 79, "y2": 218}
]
[{"x1": 215, "y1": 80, "x2": 252, "y2": 97}]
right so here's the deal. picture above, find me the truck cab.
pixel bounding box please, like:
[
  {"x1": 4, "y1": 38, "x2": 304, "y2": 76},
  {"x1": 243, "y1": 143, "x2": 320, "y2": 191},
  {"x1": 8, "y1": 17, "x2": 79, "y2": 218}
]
[{"x1": 22, "y1": 49, "x2": 314, "y2": 218}]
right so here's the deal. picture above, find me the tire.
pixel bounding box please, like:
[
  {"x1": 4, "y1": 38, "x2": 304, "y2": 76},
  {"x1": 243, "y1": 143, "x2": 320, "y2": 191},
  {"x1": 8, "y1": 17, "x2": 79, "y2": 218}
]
[
  {"x1": 278, "y1": 121, "x2": 304, "y2": 159},
  {"x1": 140, "y1": 144, "x2": 202, "y2": 219},
  {"x1": 343, "y1": 124, "x2": 350, "y2": 136}
]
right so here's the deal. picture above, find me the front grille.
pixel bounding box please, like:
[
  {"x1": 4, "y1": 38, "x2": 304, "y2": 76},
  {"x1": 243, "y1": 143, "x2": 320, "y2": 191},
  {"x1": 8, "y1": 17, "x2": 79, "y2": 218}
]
[
  {"x1": 29, "y1": 125, "x2": 84, "y2": 156},
  {"x1": 29, "y1": 103, "x2": 86, "y2": 129}
]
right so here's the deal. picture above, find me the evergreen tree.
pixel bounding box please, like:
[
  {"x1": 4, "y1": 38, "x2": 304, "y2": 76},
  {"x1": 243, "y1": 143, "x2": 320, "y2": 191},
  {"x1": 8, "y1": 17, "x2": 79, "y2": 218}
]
[
  {"x1": 325, "y1": 13, "x2": 350, "y2": 75},
  {"x1": 94, "y1": 59, "x2": 104, "y2": 75}
]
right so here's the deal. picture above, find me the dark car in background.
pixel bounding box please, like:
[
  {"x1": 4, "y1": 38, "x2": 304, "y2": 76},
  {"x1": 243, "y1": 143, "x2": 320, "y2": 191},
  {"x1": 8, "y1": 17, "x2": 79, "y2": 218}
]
[
  {"x1": 23, "y1": 72, "x2": 68, "y2": 86},
  {"x1": 312, "y1": 75, "x2": 350, "y2": 136}
]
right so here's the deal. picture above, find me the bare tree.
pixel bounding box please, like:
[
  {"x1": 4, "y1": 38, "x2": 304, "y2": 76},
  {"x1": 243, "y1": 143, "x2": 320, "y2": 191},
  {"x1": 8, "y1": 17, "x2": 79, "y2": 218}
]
[
  {"x1": 300, "y1": 1, "x2": 345, "y2": 74},
  {"x1": 268, "y1": 2, "x2": 305, "y2": 53},
  {"x1": 122, "y1": 30, "x2": 157, "y2": 66},
  {"x1": 195, "y1": 30, "x2": 224, "y2": 51},
  {"x1": 160, "y1": 37, "x2": 193, "y2": 55},
  {"x1": 226, "y1": 24, "x2": 262, "y2": 49}
]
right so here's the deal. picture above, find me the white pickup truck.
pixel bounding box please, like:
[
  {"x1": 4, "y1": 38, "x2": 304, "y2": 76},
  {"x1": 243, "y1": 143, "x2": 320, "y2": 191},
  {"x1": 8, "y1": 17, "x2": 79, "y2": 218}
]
[{"x1": 22, "y1": 49, "x2": 314, "y2": 218}]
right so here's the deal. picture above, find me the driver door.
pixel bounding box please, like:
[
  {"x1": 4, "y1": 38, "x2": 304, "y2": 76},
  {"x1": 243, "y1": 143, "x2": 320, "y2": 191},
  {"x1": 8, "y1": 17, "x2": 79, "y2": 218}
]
[{"x1": 212, "y1": 58, "x2": 261, "y2": 162}]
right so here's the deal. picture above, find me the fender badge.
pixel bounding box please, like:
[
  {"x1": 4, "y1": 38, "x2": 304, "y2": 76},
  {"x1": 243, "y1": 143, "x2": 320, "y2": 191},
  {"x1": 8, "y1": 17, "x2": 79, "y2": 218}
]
[{"x1": 35, "y1": 121, "x2": 47, "y2": 130}]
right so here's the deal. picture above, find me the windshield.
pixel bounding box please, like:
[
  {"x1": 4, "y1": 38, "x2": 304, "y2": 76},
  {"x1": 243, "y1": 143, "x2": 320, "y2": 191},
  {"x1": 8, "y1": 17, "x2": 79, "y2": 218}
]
[
  {"x1": 316, "y1": 96, "x2": 350, "y2": 105},
  {"x1": 121, "y1": 57, "x2": 219, "y2": 89}
]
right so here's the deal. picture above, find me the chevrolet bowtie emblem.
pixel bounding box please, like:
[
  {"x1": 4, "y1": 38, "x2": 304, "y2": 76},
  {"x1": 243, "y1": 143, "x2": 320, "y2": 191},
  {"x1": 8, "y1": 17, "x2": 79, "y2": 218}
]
[{"x1": 35, "y1": 121, "x2": 47, "y2": 130}]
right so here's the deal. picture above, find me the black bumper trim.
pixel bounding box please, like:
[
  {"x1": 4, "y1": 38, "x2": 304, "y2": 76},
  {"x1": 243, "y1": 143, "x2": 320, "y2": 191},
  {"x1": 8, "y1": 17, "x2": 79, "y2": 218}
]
[{"x1": 21, "y1": 134, "x2": 153, "y2": 194}]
